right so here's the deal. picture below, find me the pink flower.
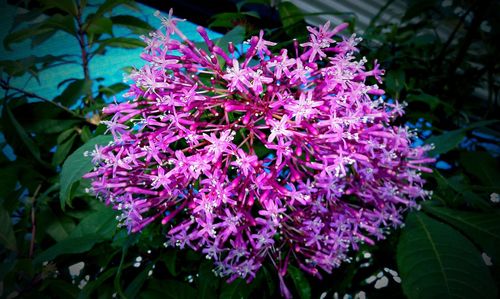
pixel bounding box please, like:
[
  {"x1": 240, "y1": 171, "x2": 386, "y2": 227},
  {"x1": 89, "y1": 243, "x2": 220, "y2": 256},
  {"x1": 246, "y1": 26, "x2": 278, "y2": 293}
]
[{"x1": 85, "y1": 12, "x2": 434, "y2": 299}]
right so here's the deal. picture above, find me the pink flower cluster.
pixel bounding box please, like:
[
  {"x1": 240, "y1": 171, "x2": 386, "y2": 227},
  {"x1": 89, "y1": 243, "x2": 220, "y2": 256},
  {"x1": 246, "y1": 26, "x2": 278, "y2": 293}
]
[{"x1": 85, "y1": 11, "x2": 433, "y2": 297}]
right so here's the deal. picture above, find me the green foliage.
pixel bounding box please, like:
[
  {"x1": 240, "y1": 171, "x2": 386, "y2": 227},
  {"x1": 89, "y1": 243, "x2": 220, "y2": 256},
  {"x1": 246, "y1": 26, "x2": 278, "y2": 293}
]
[
  {"x1": 60, "y1": 135, "x2": 113, "y2": 209},
  {"x1": 287, "y1": 265, "x2": 311, "y2": 299},
  {"x1": 424, "y1": 204, "x2": 500, "y2": 263},
  {"x1": 0, "y1": 0, "x2": 499, "y2": 298},
  {"x1": 397, "y1": 212, "x2": 497, "y2": 299},
  {"x1": 0, "y1": 205, "x2": 17, "y2": 252}
]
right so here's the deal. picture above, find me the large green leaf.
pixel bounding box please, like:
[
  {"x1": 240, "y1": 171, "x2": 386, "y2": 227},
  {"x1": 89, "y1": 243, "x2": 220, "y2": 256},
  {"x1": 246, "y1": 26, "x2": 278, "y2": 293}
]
[
  {"x1": 34, "y1": 235, "x2": 98, "y2": 264},
  {"x1": 426, "y1": 120, "x2": 498, "y2": 156},
  {"x1": 69, "y1": 203, "x2": 117, "y2": 239},
  {"x1": 426, "y1": 130, "x2": 466, "y2": 156},
  {"x1": 198, "y1": 261, "x2": 219, "y2": 299},
  {"x1": 278, "y1": 1, "x2": 307, "y2": 37},
  {"x1": 397, "y1": 212, "x2": 497, "y2": 299},
  {"x1": 39, "y1": 0, "x2": 78, "y2": 16},
  {"x1": 93, "y1": 0, "x2": 128, "y2": 19},
  {"x1": 34, "y1": 205, "x2": 117, "y2": 264},
  {"x1": 278, "y1": 2, "x2": 303, "y2": 29},
  {"x1": 52, "y1": 133, "x2": 77, "y2": 166},
  {"x1": 0, "y1": 205, "x2": 17, "y2": 251},
  {"x1": 214, "y1": 26, "x2": 246, "y2": 51},
  {"x1": 0, "y1": 55, "x2": 72, "y2": 78},
  {"x1": 110, "y1": 15, "x2": 154, "y2": 34},
  {"x1": 460, "y1": 151, "x2": 499, "y2": 188},
  {"x1": 97, "y1": 37, "x2": 146, "y2": 49},
  {"x1": 209, "y1": 12, "x2": 259, "y2": 29},
  {"x1": 2, "y1": 99, "x2": 47, "y2": 166},
  {"x1": 60, "y1": 135, "x2": 113, "y2": 209},
  {"x1": 54, "y1": 79, "x2": 92, "y2": 107},
  {"x1": 385, "y1": 69, "x2": 406, "y2": 97},
  {"x1": 78, "y1": 266, "x2": 117, "y2": 299},
  {"x1": 140, "y1": 279, "x2": 197, "y2": 299},
  {"x1": 288, "y1": 265, "x2": 311, "y2": 299},
  {"x1": 85, "y1": 17, "x2": 113, "y2": 35},
  {"x1": 423, "y1": 204, "x2": 500, "y2": 263},
  {"x1": 0, "y1": 165, "x2": 20, "y2": 200},
  {"x1": 220, "y1": 278, "x2": 255, "y2": 299},
  {"x1": 98, "y1": 82, "x2": 129, "y2": 97},
  {"x1": 45, "y1": 278, "x2": 79, "y2": 298},
  {"x1": 3, "y1": 26, "x2": 52, "y2": 50},
  {"x1": 406, "y1": 91, "x2": 455, "y2": 113},
  {"x1": 124, "y1": 264, "x2": 153, "y2": 298},
  {"x1": 42, "y1": 14, "x2": 77, "y2": 35},
  {"x1": 45, "y1": 214, "x2": 76, "y2": 242}
]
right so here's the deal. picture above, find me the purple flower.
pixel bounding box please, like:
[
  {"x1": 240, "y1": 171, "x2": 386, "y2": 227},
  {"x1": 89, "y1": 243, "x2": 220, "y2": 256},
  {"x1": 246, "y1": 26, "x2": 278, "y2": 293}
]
[{"x1": 85, "y1": 12, "x2": 434, "y2": 299}]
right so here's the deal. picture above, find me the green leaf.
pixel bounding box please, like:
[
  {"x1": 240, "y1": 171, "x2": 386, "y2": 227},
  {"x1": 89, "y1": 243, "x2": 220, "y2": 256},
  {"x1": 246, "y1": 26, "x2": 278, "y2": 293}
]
[
  {"x1": 236, "y1": 0, "x2": 270, "y2": 11},
  {"x1": 215, "y1": 26, "x2": 246, "y2": 50},
  {"x1": 69, "y1": 203, "x2": 117, "y2": 239},
  {"x1": 60, "y1": 135, "x2": 113, "y2": 209},
  {"x1": 39, "y1": 0, "x2": 78, "y2": 16},
  {"x1": 98, "y1": 82, "x2": 129, "y2": 97},
  {"x1": 34, "y1": 205, "x2": 116, "y2": 264},
  {"x1": 278, "y1": 2, "x2": 303, "y2": 28},
  {"x1": 32, "y1": 28, "x2": 58, "y2": 47},
  {"x1": 80, "y1": 126, "x2": 93, "y2": 142},
  {"x1": 86, "y1": 17, "x2": 113, "y2": 35},
  {"x1": 397, "y1": 212, "x2": 497, "y2": 299},
  {"x1": 278, "y1": 2, "x2": 307, "y2": 37},
  {"x1": 45, "y1": 214, "x2": 76, "y2": 242},
  {"x1": 3, "y1": 26, "x2": 52, "y2": 50},
  {"x1": 34, "y1": 235, "x2": 98, "y2": 264},
  {"x1": 141, "y1": 279, "x2": 197, "y2": 299},
  {"x1": 0, "y1": 258, "x2": 16, "y2": 281},
  {"x1": 220, "y1": 278, "x2": 254, "y2": 299},
  {"x1": 54, "y1": 79, "x2": 92, "y2": 107},
  {"x1": 0, "y1": 205, "x2": 17, "y2": 251},
  {"x1": 78, "y1": 267, "x2": 117, "y2": 299},
  {"x1": 57, "y1": 129, "x2": 76, "y2": 144},
  {"x1": 110, "y1": 15, "x2": 154, "y2": 34},
  {"x1": 261, "y1": 265, "x2": 277, "y2": 296},
  {"x1": 427, "y1": 120, "x2": 498, "y2": 156},
  {"x1": 31, "y1": 119, "x2": 81, "y2": 135},
  {"x1": 288, "y1": 265, "x2": 311, "y2": 299},
  {"x1": 2, "y1": 99, "x2": 47, "y2": 166},
  {"x1": 385, "y1": 69, "x2": 406, "y2": 97},
  {"x1": 11, "y1": 10, "x2": 44, "y2": 30},
  {"x1": 0, "y1": 55, "x2": 72, "y2": 77},
  {"x1": 460, "y1": 191, "x2": 492, "y2": 211},
  {"x1": 427, "y1": 130, "x2": 465, "y2": 156},
  {"x1": 406, "y1": 92, "x2": 452, "y2": 112},
  {"x1": 198, "y1": 261, "x2": 219, "y2": 299},
  {"x1": 209, "y1": 12, "x2": 259, "y2": 29},
  {"x1": 460, "y1": 151, "x2": 499, "y2": 188},
  {"x1": 162, "y1": 249, "x2": 178, "y2": 276},
  {"x1": 42, "y1": 14, "x2": 77, "y2": 35},
  {"x1": 97, "y1": 37, "x2": 146, "y2": 49},
  {"x1": 0, "y1": 165, "x2": 20, "y2": 200},
  {"x1": 45, "y1": 279, "x2": 80, "y2": 297},
  {"x1": 423, "y1": 204, "x2": 500, "y2": 262},
  {"x1": 94, "y1": 0, "x2": 128, "y2": 19},
  {"x1": 52, "y1": 133, "x2": 77, "y2": 166},
  {"x1": 403, "y1": 0, "x2": 437, "y2": 21},
  {"x1": 124, "y1": 264, "x2": 153, "y2": 298}
]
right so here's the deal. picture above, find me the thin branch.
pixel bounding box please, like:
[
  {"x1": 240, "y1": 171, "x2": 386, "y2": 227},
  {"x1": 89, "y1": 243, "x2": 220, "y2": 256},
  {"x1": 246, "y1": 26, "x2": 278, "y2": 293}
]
[
  {"x1": 75, "y1": 1, "x2": 94, "y2": 104},
  {"x1": 29, "y1": 184, "x2": 42, "y2": 259},
  {"x1": 0, "y1": 79, "x2": 92, "y2": 123},
  {"x1": 434, "y1": 2, "x2": 475, "y2": 65}
]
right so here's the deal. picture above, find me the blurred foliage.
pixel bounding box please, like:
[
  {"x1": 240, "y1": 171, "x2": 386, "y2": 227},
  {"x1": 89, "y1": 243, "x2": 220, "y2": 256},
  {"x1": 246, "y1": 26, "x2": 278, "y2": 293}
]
[{"x1": 0, "y1": 0, "x2": 499, "y2": 298}]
